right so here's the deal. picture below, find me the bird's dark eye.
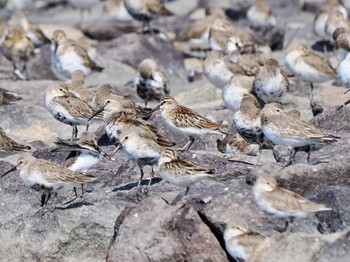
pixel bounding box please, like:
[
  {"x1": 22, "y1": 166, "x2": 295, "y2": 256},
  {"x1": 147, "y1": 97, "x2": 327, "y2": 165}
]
[
  {"x1": 125, "y1": 136, "x2": 128, "y2": 140},
  {"x1": 106, "y1": 100, "x2": 110, "y2": 104},
  {"x1": 59, "y1": 88, "x2": 64, "y2": 91},
  {"x1": 19, "y1": 161, "x2": 23, "y2": 164}
]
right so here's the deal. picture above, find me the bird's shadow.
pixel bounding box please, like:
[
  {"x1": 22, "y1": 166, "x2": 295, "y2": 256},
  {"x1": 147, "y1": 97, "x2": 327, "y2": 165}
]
[
  {"x1": 58, "y1": 200, "x2": 94, "y2": 210},
  {"x1": 311, "y1": 40, "x2": 336, "y2": 53},
  {"x1": 112, "y1": 177, "x2": 162, "y2": 192}
]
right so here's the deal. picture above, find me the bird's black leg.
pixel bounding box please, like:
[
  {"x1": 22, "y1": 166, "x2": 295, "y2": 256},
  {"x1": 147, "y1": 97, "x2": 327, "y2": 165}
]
[
  {"x1": 182, "y1": 136, "x2": 195, "y2": 152},
  {"x1": 138, "y1": 165, "x2": 144, "y2": 187}
]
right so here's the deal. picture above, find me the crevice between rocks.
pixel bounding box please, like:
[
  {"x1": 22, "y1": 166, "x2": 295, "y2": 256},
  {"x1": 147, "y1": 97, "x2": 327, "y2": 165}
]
[
  {"x1": 106, "y1": 206, "x2": 135, "y2": 261},
  {"x1": 197, "y1": 210, "x2": 235, "y2": 262}
]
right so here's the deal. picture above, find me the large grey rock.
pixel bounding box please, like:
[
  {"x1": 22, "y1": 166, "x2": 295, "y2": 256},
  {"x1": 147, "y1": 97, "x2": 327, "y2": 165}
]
[{"x1": 107, "y1": 197, "x2": 229, "y2": 261}]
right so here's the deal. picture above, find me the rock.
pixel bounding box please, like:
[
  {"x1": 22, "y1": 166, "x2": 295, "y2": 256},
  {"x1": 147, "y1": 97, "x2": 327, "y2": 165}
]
[
  {"x1": 80, "y1": 20, "x2": 140, "y2": 41},
  {"x1": 107, "y1": 197, "x2": 229, "y2": 261},
  {"x1": 311, "y1": 107, "x2": 350, "y2": 136},
  {"x1": 250, "y1": 229, "x2": 350, "y2": 262},
  {"x1": 310, "y1": 84, "x2": 348, "y2": 116}
]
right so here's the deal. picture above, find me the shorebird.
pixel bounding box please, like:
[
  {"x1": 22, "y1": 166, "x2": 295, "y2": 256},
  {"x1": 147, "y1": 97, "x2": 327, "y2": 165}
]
[
  {"x1": 65, "y1": 70, "x2": 94, "y2": 104},
  {"x1": 285, "y1": 42, "x2": 337, "y2": 92},
  {"x1": 217, "y1": 131, "x2": 259, "y2": 155},
  {"x1": 7, "y1": 12, "x2": 50, "y2": 48},
  {"x1": 0, "y1": 127, "x2": 31, "y2": 155},
  {"x1": 224, "y1": 219, "x2": 266, "y2": 261},
  {"x1": 134, "y1": 58, "x2": 170, "y2": 107},
  {"x1": 114, "y1": 127, "x2": 166, "y2": 186},
  {"x1": 45, "y1": 82, "x2": 103, "y2": 140},
  {"x1": 253, "y1": 175, "x2": 332, "y2": 232},
  {"x1": 91, "y1": 100, "x2": 174, "y2": 152},
  {"x1": 233, "y1": 93, "x2": 273, "y2": 164},
  {"x1": 52, "y1": 131, "x2": 105, "y2": 173},
  {"x1": 203, "y1": 50, "x2": 249, "y2": 89},
  {"x1": 158, "y1": 148, "x2": 214, "y2": 195},
  {"x1": 313, "y1": 0, "x2": 347, "y2": 42},
  {"x1": 246, "y1": 0, "x2": 277, "y2": 30},
  {"x1": 176, "y1": 7, "x2": 226, "y2": 45},
  {"x1": 324, "y1": 10, "x2": 350, "y2": 41},
  {"x1": 0, "y1": 87, "x2": 21, "y2": 105},
  {"x1": 222, "y1": 75, "x2": 254, "y2": 113},
  {"x1": 253, "y1": 59, "x2": 289, "y2": 104},
  {"x1": 334, "y1": 30, "x2": 350, "y2": 88},
  {"x1": 91, "y1": 84, "x2": 152, "y2": 119},
  {"x1": 124, "y1": 0, "x2": 173, "y2": 34},
  {"x1": 152, "y1": 96, "x2": 225, "y2": 151},
  {"x1": 208, "y1": 18, "x2": 257, "y2": 56},
  {"x1": 0, "y1": 24, "x2": 35, "y2": 80},
  {"x1": 260, "y1": 103, "x2": 339, "y2": 165},
  {"x1": 1, "y1": 154, "x2": 96, "y2": 207},
  {"x1": 50, "y1": 29, "x2": 104, "y2": 80}
]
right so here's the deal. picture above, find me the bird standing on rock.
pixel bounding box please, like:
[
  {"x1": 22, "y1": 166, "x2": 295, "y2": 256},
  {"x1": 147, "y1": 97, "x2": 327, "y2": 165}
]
[
  {"x1": 260, "y1": 103, "x2": 339, "y2": 166},
  {"x1": 1, "y1": 154, "x2": 96, "y2": 207},
  {"x1": 152, "y1": 96, "x2": 225, "y2": 151},
  {"x1": 134, "y1": 58, "x2": 170, "y2": 107},
  {"x1": 158, "y1": 148, "x2": 214, "y2": 195},
  {"x1": 253, "y1": 175, "x2": 332, "y2": 232},
  {"x1": 0, "y1": 24, "x2": 35, "y2": 80},
  {"x1": 50, "y1": 29, "x2": 104, "y2": 80},
  {"x1": 124, "y1": 0, "x2": 173, "y2": 34},
  {"x1": 45, "y1": 82, "x2": 103, "y2": 141}
]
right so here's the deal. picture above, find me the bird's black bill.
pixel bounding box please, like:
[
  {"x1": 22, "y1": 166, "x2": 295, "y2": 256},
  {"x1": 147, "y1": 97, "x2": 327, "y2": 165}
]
[
  {"x1": 1, "y1": 166, "x2": 17, "y2": 177},
  {"x1": 88, "y1": 107, "x2": 105, "y2": 121},
  {"x1": 336, "y1": 98, "x2": 350, "y2": 111},
  {"x1": 148, "y1": 105, "x2": 160, "y2": 114}
]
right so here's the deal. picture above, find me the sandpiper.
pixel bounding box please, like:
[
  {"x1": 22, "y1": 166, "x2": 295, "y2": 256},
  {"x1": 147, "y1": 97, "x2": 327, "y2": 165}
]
[
  {"x1": 253, "y1": 175, "x2": 332, "y2": 232},
  {"x1": 324, "y1": 10, "x2": 349, "y2": 41},
  {"x1": 260, "y1": 103, "x2": 338, "y2": 165},
  {"x1": 246, "y1": 0, "x2": 277, "y2": 30},
  {"x1": 115, "y1": 127, "x2": 165, "y2": 186},
  {"x1": 124, "y1": 0, "x2": 173, "y2": 33},
  {"x1": 335, "y1": 31, "x2": 350, "y2": 90},
  {"x1": 45, "y1": 82, "x2": 103, "y2": 140},
  {"x1": 175, "y1": 7, "x2": 226, "y2": 45},
  {"x1": 158, "y1": 148, "x2": 214, "y2": 195},
  {"x1": 203, "y1": 50, "x2": 249, "y2": 89},
  {"x1": 217, "y1": 131, "x2": 259, "y2": 155},
  {"x1": 208, "y1": 18, "x2": 257, "y2": 56},
  {"x1": 0, "y1": 87, "x2": 21, "y2": 105},
  {"x1": 7, "y1": 12, "x2": 50, "y2": 48},
  {"x1": 0, "y1": 127, "x2": 31, "y2": 154},
  {"x1": 0, "y1": 24, "x2": 35, "y2": 80},
  {"x1": 50, "y1": 29, "x2": 104, "y2": 80},
  {"x1": 224, "y1": 219, "x2": 266, "y2": 261},
  {"x1": 1, "y1": 154, "x2": 96, "y2": 207},
  {"x1": 65, "y1": 70, "x2": 94, "y2": 104},
  {"x1": 134, "y1": 58, "x2": 170, "y2": 107},
  {"x1": 313, "y1": 0, "x2": 347, "y2": 41},
  {"x1": 152, "y1": 96, "x2": 225, "y2": 151},
  {"x1": 222, "y1": 75, "x2": 254, "y2": 113},
  {"x1": 253, "y1": 59, "x2": 289, "y2": 104},
  {"x1": 233, "y1": 93, "x2": 273, "y2": 157},
  {"x1": 93, "y1": 100, "x2": 174, "y2": 149},
  {"x1": 284, "y1": 42, "x2": 337, "y2": 91},
  {"x1": 52, "y1": 131, "x2": 105, "y2": 173}
]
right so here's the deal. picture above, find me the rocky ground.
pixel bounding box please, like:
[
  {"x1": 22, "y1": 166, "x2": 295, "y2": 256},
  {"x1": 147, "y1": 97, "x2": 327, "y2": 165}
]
[{"x1": 1, "y1": 0, "x2": 350, "y2": 261}]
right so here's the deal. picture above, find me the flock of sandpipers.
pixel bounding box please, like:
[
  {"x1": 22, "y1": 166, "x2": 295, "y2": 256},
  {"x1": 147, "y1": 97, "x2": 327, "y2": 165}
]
[{"x1": 0, "y1": 0, "x2": 350, "y2": 260}]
